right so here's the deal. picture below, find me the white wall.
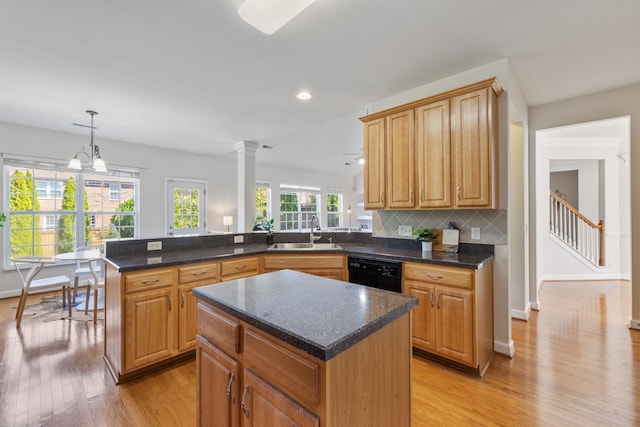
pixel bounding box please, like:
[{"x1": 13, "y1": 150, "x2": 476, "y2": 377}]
[{"x1": 255, "y1": 163, "x2": 355, "y2": 232}]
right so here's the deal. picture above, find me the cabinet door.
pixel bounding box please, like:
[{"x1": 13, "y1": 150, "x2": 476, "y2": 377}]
[
  {"x1": 196, "y1": 336, "x2": 239, "y2": 427},
  {"x1": 435, "y1": 287, "x2": 474, "y2": 365},
  {"x1": 451, "y1": 88, "x2": 492, "y2": 208},
  {"x1": 178, "y1": 283, "x2": 199, "y2": 351},
  {"x1": 241, "y1": 370, "x2": 319, "y2": 427},
  {"x1": 416, "y1": 100, "x2": 451, "y2": 208},
  {"x1": 406, "y1": 282, "x2": 436, "y2": 352},
  {"x1": 124, "y1": 287, "x2": 175, "y2": 371},
  {"x1": 363, "y1": 118, "x2": 386, "y2": 209},
  {"x1": 386, "y1": 110, "x2": 415, "y2": 208}
]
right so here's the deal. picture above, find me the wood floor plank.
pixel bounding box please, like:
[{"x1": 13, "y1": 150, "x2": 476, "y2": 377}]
[{"x1": 1, "y1": 281, "x2": 640, "y2": 426}]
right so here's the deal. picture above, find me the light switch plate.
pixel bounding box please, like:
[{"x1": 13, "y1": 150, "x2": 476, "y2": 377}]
[
  {"x1": 234, "y1": 235, "x2": 244, "y2": 244},
  {"x1": 471, "y1": 227, "x2": 481, "y2": 240},
  {"x1": 147, "y1": 241, "x2": 162, "y2": 251},
  {"x1": 398, "y1": 225, "x2": 413, "y2": 237}
]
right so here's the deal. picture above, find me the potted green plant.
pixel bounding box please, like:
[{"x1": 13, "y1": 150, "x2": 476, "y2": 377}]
[
  {"x1": 414, "y1": 228, "x2": 437, "y2": 252},
  {"x1": 253, "y1": 211, "x2": 275, "y2": 245}
]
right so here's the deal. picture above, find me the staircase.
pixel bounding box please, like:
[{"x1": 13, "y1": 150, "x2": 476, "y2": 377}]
[{"x1": 549, "y1": 191, "x2": 605, "y2": 267}]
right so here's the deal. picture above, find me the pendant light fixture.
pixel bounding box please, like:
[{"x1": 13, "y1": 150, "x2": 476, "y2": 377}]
[
  {"x1": 238, "y1": 0, "x2": 317, "y2": 35},
  {"x1": 68, "y1": 110, "x2": 108, "y2": 173}
]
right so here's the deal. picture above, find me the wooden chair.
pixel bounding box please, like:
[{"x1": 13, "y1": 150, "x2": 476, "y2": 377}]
[
  {"x1": 84, "y1": 259, "x2": 104, "y2": 324},
  {"x1": 13, "y1": 259, "x2": 72, "y2": 328}
]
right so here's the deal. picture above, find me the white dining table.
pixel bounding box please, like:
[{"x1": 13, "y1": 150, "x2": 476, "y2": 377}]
[{"x1": 54, "y1": 249, "x2": 103, "y2": 285}]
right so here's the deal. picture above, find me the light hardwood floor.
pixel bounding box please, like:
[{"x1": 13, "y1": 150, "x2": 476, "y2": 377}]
[{"x1": 1, "y1": 280, "x2": 639, "y2": 426}]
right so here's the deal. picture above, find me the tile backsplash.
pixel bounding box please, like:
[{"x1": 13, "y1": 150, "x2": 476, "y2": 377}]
[{"x1": 373, "y1": 209, "x2": 507, "y2": 245}]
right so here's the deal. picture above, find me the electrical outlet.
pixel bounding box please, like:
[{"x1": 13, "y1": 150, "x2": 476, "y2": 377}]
[
  {"x1": 471, "y1": 227, "x2": 481, "y2": 240},
  {"x1": 234, "y1": 235, "x2": 244, "y2": 244},
  {"x1": 398, "y1": 225, "x2": 413, "y2": 237},
  {"x1": 147, "y1": 241, "x2": 162, "y2": 251}
]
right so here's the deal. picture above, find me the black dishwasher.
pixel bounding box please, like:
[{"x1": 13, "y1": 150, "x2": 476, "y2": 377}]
[{"x1": 347, "y1": 256, "x2": 402, "y2": 293}]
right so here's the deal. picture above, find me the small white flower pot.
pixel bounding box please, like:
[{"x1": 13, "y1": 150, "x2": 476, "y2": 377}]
[{"x1": 421, "y1": 241, "x2": 432, "y2": 252}]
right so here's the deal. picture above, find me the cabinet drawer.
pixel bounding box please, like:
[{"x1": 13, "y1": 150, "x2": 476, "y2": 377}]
[
  {"x1": 244, "y1": 329, "x2": 320, "y2": 408},
  {"x1": 197, "y1": 303, "x2": 241, "y2": 355},
  {"x1": 404, "y1": 262, "x2": 473, "y2": 289},
  {"x1": 263, "y1": 254, "x2": 345, "y2": 270},
  {"x1": 178, "y1": 262, "x2": 218, "y2": 284},
  {"x1": 125, "y1": 269, "x2": 174, "y2": 293},
  {"x1": 220, "y1": 256, "x2": 259, "y2": 280}
]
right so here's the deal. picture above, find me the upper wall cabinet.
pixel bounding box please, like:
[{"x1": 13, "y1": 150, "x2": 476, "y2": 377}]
[{"x1": 360, "y1": 78, "x2": 503, "y2": 210}]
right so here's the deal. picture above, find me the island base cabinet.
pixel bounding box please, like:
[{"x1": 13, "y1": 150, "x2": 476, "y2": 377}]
[
  {"x1": 242, "y1": 370, "x2": 320, "y2": 427},
  {"x1": 196, "y1": 336, "x2": 239, "y2": 427},
  {"x1": 196, "y1": 302, "x2": 412, "y2": 427}
]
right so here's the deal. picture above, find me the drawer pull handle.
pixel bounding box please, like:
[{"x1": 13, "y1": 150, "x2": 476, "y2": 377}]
[
  {"x1": 141, "y1": 279, "x2": 160, "y2": 285},
  {"x1": 381, "y1": 191, "x2": 384, "y2": 204},
  {"x1": 426, "y1": 274, "x2": 444, "y2": 280},
  {"x1": 436, "y1": 294, "x2": 440, "y2": 309},
  {"x1": 241, "y1": 384, "x2": 249, "y2": 416},
  {"x1": 168, "y1": 295, "x2": 172, "y2": 311},
  {"x1": 420, "y1": 189, "x2": 424, "y2": 202},
  {"x1": 429, "y1": 292, "x2": 434, "y2": 307},
  {"x1": 191, "y1": 271, "x2": 207, "y2": 276},
  {"x1": 457, "y1": 186, "x2": 461, "y2": 201},
  {"x1": 410, "y1": 190, "x2": 413, "y2": 202},
  {"x1": 226, "y1": 373, "x2": 235, "y2": 402},
  {"x1": 181, "y1": 291, "x2": 185, "y2": 308},
  {"x1": 235, "y1": 265, "x2": 247, "y2": 270}
]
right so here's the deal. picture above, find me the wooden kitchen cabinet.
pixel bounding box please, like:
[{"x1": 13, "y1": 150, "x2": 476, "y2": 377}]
[
  {"x1": 404, "y1": 261, "x2": 493, "y2": 375},
  {"x1": 451, "y1": 86, "x2": 498, "y2": 208},
  {"x1": 105, "y1": 261, "x2": 219, "y2": 383},
  {"x1": 196, "y1": 298, "x2": 411, "y2": 427},
  {"x1": 360, "y1": 78, "x2": 502, "y2": 210},
  {"x1": 386, "y1": 109, "x2": 415, "y2": 208},
  {"x1": 123, "y1": 269, "x2": 176, "y2": 372},
  {"x1": 363, "y1": 118, "x2": 386, "y2": 209},
  {"x1": 416, "y1": 100, "x2": 451, "y2": 208},
  {"x1": 178, "y1": 261, "x2": 219, "y2": 351},
  {"x1": 262, "y1": 254, "x2": 346, "y2": 280},
  {"x1": 196, "y1": 335, "x2": 239, "y2": 427},
  {"x1": 220, "y1": 256, "x2": 260, "y2": 281}
]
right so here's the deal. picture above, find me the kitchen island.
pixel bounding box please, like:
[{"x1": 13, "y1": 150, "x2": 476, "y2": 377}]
[{"x1": 193, "y1": 269, "x2": 418, "y2": 427}]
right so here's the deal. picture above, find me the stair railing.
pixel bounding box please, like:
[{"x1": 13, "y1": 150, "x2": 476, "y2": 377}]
[{"x1": 549, "y1": 191, "x2": 605, "y2": 267}]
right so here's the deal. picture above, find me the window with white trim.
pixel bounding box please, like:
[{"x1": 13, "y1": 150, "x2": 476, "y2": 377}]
[
  {"x1": 279, "y1": 185, "x2": 320, "y2": 231},
  {"x1": 4, "y1": 158, "x2": 139, "y2": 261},
  {"x1": 327, "y1": 192, "x2": 342, "y2": 228},
  {"x1": 254, "y1": 182, "x2": 271, "y2": 228}
]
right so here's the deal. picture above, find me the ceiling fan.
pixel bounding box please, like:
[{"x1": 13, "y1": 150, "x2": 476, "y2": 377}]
[{"x1": 342, "y1": 148, "x2": 364, "y2": 166}]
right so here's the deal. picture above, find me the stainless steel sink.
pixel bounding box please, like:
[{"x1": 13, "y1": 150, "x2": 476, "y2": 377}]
[{"x1": 267, "y1": 242, "x2": 342, "y2": 251}]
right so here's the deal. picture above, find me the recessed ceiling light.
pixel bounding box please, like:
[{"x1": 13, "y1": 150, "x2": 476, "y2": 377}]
[{"x1": 296, "y1": 91, "x2": 312, "y2": 100}]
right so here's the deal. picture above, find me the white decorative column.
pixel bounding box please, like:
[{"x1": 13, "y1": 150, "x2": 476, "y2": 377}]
[{"x1": 234, "y1": 141, "x2": 260, "y2": 233}]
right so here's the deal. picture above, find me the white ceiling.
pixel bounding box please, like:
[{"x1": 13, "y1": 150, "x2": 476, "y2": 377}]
[{"x1": 1, "y1": 0, "x2": 639, "y2": 176}]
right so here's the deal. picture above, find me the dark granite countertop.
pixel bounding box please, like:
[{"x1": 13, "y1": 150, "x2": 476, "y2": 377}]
[
  {"x1": 192, "y1": 269, "x2": 418, "y2": 361},
  {"x1": 106, "y1": 241, "x2": 493, "y2": 272}
]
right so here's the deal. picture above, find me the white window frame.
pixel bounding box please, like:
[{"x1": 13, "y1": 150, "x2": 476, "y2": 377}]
[
  {"x1": 166, "y1": 178, "x2": 207, "y2": 236},
  {"x1": 279, "y1": 185, "x2": 321, "y2": 232}
]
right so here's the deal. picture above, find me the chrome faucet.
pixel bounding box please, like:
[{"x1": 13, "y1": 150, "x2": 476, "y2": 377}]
[{"x1": 310, "y1": 215, "x2": 321, "y2": 244}]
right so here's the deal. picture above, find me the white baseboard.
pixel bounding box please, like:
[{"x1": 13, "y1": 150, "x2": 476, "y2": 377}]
[
  {"x1": 0, "y1": 289, "x2": 21, "y2": 300},
  {"x1": 541, "y1": 273, "x2": 625, "y2": 282},
  {"x1": 494, "y1": 339, "x2": 515, "y2": 357},
  {"x1": 511, "y1": 308, "x2": 530, "y2": 320}
]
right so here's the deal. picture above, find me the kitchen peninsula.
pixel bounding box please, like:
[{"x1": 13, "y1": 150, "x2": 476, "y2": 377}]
[
  {"x1": 193, "y1": 269, "x2": 418, "y2": 426},
  {"x1": 102, "y1": 232, "x2": 493, "y2": 384}
]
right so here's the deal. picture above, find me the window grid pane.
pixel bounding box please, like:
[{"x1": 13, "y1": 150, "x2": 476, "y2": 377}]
[
  {"x1": 6, "y1": 165, "x2": 138, "y2": 259},
  {"x1": 327, "y1": 193, "x2": 341, "y2": 228},
  {"x1": 279, "y1": 190, "x2": 319, "y2": 231}
]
